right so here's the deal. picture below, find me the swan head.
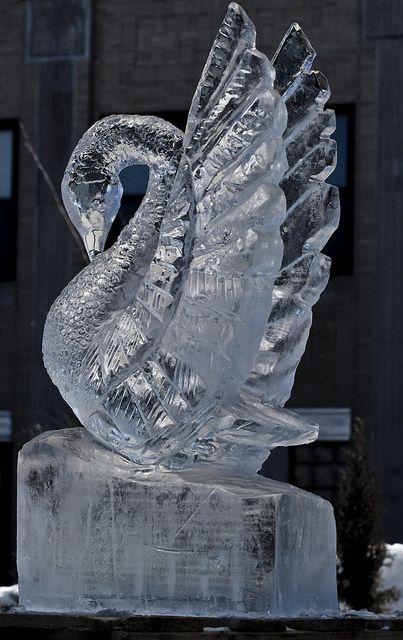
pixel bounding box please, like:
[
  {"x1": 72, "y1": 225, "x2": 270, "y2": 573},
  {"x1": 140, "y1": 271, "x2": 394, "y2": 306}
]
[{"x1": 62, "y1": 172, "x2": 123, "y2": 261}]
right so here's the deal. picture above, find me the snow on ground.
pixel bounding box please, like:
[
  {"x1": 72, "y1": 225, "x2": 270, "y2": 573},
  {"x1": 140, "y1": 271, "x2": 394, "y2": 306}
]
[
  {"x1": 380, "y1": 543, "x2": 403, "y2": 611},
  {"x1": 0, "y1": 584, "x2": 18, "y2": 609}
]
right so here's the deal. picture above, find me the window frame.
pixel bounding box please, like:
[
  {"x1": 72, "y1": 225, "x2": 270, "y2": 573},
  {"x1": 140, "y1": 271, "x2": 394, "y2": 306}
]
[{"x1": 0, "y1": 119, "x2": 19, "y2": 282}]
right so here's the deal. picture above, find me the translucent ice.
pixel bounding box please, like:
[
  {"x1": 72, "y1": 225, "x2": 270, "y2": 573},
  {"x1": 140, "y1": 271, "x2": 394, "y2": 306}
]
[
  {"x1": 17, "y1": 428, "x2": 338, "y2": 616},
  {"x1": 42, "y1": 3, "x2": 339, "y2": 470},
  {"x1": 19, "y1": 5, "x2": 340, "y2": 617}
]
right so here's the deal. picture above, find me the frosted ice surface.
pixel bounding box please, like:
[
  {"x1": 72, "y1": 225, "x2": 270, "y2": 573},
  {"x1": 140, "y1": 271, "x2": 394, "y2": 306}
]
[
  {"x1": 42, "y1": 2, "x2": 338, "y2": 472},
  {"x1": 17, "y1": 428, "x2": 338, "y2": 615}
]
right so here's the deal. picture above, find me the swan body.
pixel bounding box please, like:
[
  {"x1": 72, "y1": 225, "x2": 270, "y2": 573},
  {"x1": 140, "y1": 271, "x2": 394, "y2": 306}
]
[{"x1": 43, "y1": 4, "x2": 339, "y2": 471}]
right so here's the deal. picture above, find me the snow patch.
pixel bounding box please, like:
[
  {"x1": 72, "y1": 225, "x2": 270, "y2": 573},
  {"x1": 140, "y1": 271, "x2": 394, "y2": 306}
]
[
  {"x1": 380, "y1": 543, "x2": 403, "y2": 611},
  {"x1": 0, "y1": 584, "x2": 18, "y2": 609}
]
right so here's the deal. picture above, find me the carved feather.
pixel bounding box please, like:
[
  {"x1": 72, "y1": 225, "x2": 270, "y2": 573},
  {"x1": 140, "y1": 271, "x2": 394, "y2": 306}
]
[{"x1": 245, "y1": 24, "x2": 340, "y2": 407}]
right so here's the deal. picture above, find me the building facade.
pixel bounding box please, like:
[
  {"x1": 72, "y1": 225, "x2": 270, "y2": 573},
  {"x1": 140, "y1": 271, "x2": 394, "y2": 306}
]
[{"x1": 0, "y1": 0, "x2": 402, "y2": 583}]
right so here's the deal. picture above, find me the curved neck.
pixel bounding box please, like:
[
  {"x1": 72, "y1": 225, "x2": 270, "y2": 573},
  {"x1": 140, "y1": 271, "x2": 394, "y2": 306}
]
[
  {"x1": 62, "y1": 114, "x2": 184, "y2": 259},
  {"x1": 44, "y1": 116, "x2": 185, "y2": 387},
  {"x1": 81, "y1": 114, "x2": 183, "y2": 189}
]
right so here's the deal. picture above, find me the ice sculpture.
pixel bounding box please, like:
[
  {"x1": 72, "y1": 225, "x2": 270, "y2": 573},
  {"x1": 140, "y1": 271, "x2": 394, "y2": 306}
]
[
  {"x1": 18, "y1": 3, "x2": 340, "y2": 616},
  {"x1": 40, "y1": 5, "x2": 339, "y2": 472}
]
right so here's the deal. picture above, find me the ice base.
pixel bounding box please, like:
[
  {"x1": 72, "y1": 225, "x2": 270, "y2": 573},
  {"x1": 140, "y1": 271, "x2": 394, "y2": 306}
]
[{"x1": 17, "y1": 428, "x2": 338, "y2": 617}]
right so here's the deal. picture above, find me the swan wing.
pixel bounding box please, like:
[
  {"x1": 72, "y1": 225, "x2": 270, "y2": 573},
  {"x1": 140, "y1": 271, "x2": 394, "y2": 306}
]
[
  {"x1": 206, "y1": 24, "x2": 340, "y2": 456},
  {"x1": 160, "y1": 2, "x2": 288, "y2": 400},
  {"x1": 172, "y1": 24, "x2": 340, "y2": 460},
  {"x1": 244, "y1": 24, "x2": 340, "y2": 406}
]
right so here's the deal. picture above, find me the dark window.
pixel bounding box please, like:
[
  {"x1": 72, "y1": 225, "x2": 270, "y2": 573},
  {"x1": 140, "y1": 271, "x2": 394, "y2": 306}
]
[
  {"x1": 0, "y1": 121, "x2": 18, "y2": 282},
  {"x1": 289, "y1": 442, "x2": 347, "y2": 505},
  {"x1": 325, "y1": 104, "x2": 355, "y2": 276},
  {"x1": 105, "y1": 165, "x2": 150, "y2": 249}
]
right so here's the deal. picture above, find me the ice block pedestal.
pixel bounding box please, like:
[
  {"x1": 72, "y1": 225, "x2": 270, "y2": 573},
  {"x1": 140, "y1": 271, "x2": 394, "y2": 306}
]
[{"x1": 17, "y1": 428, "x2": 338, "y2": 616}]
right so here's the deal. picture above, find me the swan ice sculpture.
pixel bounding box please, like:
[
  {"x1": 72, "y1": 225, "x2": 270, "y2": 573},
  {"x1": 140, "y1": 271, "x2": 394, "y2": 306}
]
[
  {"x1": 43, "y1": 3, "x2": 339, "y2": 472},
  {"x1": 18, "y1": 3, "x2": 340, "y2": 616}
]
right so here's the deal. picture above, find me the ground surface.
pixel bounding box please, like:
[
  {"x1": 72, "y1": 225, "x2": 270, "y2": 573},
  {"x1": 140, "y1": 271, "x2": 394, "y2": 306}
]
[{"x1": 1, "y1": 611, "x2": 403, "y2": 639}]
